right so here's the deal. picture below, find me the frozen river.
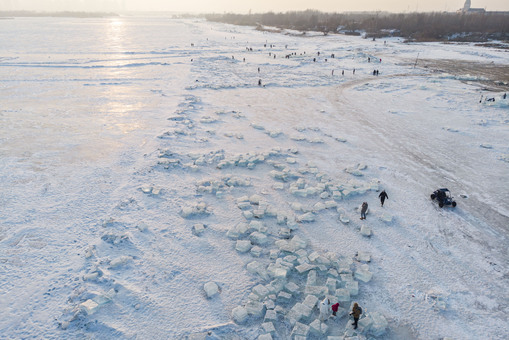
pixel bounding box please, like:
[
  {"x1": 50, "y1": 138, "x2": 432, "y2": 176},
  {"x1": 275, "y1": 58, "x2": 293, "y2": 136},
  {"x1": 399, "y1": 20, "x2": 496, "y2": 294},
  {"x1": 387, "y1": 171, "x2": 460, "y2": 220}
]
[{"x1": 1, "y1": 16, "x2": 508, "y2": 339}]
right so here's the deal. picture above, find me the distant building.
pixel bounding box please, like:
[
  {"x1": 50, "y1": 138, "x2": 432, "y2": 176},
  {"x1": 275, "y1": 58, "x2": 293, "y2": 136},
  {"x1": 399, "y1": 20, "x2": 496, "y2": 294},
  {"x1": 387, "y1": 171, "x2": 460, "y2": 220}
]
[
  {"x1": 458, "y1": 1, "x2": 509, "y2": 15},
  {"x1": 459, "y1": 0, "x2": 486, "y2": 13}
]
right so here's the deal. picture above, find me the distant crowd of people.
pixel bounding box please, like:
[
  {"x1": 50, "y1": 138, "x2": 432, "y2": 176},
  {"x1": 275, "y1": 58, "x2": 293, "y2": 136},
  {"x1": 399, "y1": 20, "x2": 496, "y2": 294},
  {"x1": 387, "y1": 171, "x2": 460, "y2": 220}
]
[{"x1": 189, "y1": 39, "x2": 386, "y2": 87}]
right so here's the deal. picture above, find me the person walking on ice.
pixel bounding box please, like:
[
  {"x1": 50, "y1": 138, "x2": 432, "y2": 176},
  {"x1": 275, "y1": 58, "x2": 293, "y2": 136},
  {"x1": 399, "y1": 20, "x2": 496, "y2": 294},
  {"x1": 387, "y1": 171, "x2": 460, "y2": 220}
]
[
  {"x1": 319, "y1": 298, "x2": 331, "y2": 321},
  {"x1": 379, "y1": 190, "x2": 388, "y2": 207},
  {"x1": 360, "y1": 202, "x2": 368, "y2": 220},
  {"x1": 350, "y1": 302, "x2": 363, "y2": 329},
  {"x1": 331, "y1": 302, "x2": 340, "y2": 316}
]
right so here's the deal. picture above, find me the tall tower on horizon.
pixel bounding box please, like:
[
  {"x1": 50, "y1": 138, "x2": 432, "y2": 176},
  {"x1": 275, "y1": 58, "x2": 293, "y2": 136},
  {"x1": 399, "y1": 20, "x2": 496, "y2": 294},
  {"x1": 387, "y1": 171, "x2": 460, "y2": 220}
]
[{"x1": 463, "y1": 0, "x2": 471, "y2": 11}]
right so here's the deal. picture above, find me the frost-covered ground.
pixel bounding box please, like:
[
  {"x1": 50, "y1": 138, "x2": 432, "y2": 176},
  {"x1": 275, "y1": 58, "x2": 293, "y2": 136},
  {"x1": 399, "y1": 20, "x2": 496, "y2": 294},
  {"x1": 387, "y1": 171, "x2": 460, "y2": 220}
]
[{"x1": 0, "y1": 17, "x2": 508, "y2": 340}]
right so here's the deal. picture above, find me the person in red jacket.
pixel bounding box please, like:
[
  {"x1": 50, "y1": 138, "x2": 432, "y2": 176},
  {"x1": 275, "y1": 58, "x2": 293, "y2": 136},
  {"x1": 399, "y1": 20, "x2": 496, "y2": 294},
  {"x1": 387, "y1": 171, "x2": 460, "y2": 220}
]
[{"x1": 331, "y1": 302, "x2": 340, "y2": 316}]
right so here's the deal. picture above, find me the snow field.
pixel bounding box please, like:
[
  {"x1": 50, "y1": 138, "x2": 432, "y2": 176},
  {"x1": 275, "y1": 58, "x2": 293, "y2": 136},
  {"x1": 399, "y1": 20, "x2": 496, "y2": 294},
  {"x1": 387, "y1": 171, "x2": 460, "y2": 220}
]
[{"x1": 1, "y1": 17, "x2": 508, "y2": 340}]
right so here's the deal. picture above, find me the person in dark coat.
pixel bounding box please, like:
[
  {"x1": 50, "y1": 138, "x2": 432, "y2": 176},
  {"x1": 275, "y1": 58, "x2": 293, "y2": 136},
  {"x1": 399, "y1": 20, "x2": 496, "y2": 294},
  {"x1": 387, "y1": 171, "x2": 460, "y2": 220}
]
[
  {"x1": 360, "y1": 202, "x2": 368, "y2": 220},
  {"x1": 379, "y1": 190, "x2": 388, "y2": 207},
  {"x1": 350, "y1": 302, "x2": 362, "y2": 329}
]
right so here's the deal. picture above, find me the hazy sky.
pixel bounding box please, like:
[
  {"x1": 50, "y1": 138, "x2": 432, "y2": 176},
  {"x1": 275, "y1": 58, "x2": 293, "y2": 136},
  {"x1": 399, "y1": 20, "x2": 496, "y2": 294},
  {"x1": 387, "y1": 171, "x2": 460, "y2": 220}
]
[{"x1": 2, "y1": 0, "x2": 508, "y2": 13}]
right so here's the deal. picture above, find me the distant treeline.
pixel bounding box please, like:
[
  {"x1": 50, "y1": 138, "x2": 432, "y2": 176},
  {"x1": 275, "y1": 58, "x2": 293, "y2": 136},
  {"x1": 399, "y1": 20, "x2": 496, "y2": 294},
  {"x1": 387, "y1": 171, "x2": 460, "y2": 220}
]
[
  {"x1": 0, "y1": 11, "x2": 118, "y2": 18},
  {"x1": 206, "y1": 10, "x2": 509, "y2": 42}
]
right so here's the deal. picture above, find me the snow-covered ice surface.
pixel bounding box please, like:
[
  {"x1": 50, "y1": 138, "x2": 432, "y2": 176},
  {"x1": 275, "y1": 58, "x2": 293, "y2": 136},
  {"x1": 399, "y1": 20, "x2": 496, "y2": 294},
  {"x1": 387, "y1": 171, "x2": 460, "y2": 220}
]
[{"x1": 1, "y1": 17, "x2": 508, "y2": 339}]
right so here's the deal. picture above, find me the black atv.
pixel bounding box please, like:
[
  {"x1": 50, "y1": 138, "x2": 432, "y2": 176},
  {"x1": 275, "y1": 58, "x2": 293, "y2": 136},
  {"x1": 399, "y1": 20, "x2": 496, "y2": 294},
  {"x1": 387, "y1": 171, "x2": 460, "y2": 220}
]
[{"x1": 431, "y1": 188, "x2": 457, "y2": 208}]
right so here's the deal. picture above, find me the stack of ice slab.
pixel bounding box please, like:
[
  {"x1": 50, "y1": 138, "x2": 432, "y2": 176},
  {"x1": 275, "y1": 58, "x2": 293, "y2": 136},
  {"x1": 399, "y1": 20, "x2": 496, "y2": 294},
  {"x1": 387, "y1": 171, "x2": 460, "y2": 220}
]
[
  {"x1": 180, "y1": 202, "x2": 211, "y2": 218},
  {"x1": 215, "y1": 148, "x2": 384, "y2": 335},
  {"x1": 327, "y1": 178, "x2": 380, "y2": 200},
  {"x1": 236, "y1": 247, "x2": 372, "y2": 335},
  {"x1": 216, "y1": 153, "x2": 264, "y2": 169},
  {"x1": 227, "y1": 222, "x2": 250, "y2": 239},
  {"x1": 269, "y1": 168, "x2": 301, "y2": 182},
  {"x1": 275, "y1": 235, "x2": 307, "y2": 254}
]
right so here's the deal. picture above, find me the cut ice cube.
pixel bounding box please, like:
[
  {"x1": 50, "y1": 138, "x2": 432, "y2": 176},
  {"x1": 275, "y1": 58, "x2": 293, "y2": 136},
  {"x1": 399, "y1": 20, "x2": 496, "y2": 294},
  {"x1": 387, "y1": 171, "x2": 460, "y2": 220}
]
[
  {"x1": 203, "y1": 282, "x2": 219, "y2": 298},
  {"x1": 284, "y1": 282, "x2": 300, "y2": 295},
  {"x1": 360, "y1": 225, "x2": 372, "y2": 237},
  {"x1": 252, "y1": 284, "x2": 270, "y2": 299},
  {"x1": 236, "y1": 240, "x2": 252, "y2": 253},
  {"x1": 261, "y1": 321, "x2": 276, "y2": 333},
  {"x1": 250, "y1": 232, "x2": 269, "y2": 246},
  {"x1": 246, "y1": 300, "x2": 265, "y2": 317},
  {"x1": 304, "y1": 285, "x2": 328, "y2": 296},
  {"x1": 192, "y1": 223, "x2": 205, "y2": 236},
  {"x1": 80, "y1": 299, "x2": 99, "y2": 315},
  {"x1": 354, "y1": 269, "x2": 373, "y2": 283},
  {"x1": 251, "y1": 246, "x2": 263, "y2": 257},
  {"x1": 335, "y1": 288, "x2": 351, "y2": 302},
  {"x1": 302, "y1": 295, "x2": 319, "y2": 309},
  {"x1": 345, "y1": 281, "x2": 359, "y2": 296},
  {"x1": 232, "y1": 306, "x2": 248, "y2": 324},
  {"x1": 297, "y1": 212, "x2": 315, "y2": 222},
  {"x1": 370, "y1": 311, "x2": 388, "y2": 336},
  {"x1": 109, "y1": 255, "x2": 133, "y2": 269},
  {"x1": 291, "y1": 322, "x2": 310, "y2": 337}
]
